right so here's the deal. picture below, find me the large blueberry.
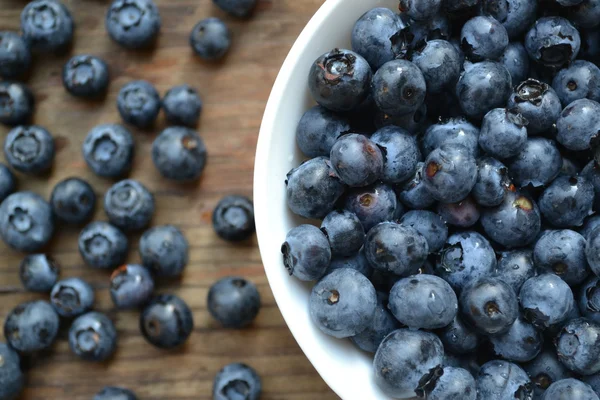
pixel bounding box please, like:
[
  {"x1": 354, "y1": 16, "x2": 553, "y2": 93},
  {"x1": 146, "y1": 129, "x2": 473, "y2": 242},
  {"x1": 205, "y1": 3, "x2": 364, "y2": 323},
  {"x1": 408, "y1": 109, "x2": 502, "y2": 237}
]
[
  {"x1": 0, "y1": 342, "x2": 24, "y2": 400},
  {"x1": 523, "y1": 350, "x2": 572, "y2": 397},
  {"x1": 552, "y1": 61, "x2": 600, "y2": 107},
  {"x1": 281, "y1": 224, "x2": 331, "y2": 281},
  {"x1": 520, "y1": 274, "x2": 574, "y2": 329},
  {"x1": 534, "y1": 229, "x2": 589, "y2": 285},
  {"x1": 208, "y1": 277, "x2": 261, "y2": 328},
  {"x1": 507, "y1": 79, "x2": 562, "y2": 135},
  {"x1": 140, "y1": 294, "x2": 193, "y2": 349},
  {"x1": 78, "y1": 221, "x2": 128, "y2": 269},
  {"x1": 479, "y1": 108, "x2": 528, "y2": 159},
  {"x1": 105, "y1": 0, "x2": 160, "y2": 49},
  {"x1": 422, "y1": 117, "x2": 480, "y2": 158},
  {"x1": 422, "y1": 144, "x2": 477, "y2": 203},
  {"x1": 476, "y1": 360, "x2": 533, "y2": 400},
  {"x1": 489, "y1": 315, "x2": 543, "y2": 362},
  {"x1": 412, "y1": 39, "x2": 461, "y2": 93},
  {"x1": 479, "y1": 0, "x2": 538, "y2": 40},
  {"x1": 117, "y1": 80, "x2": 161, "y2": 129},
  {"x1": 556, "y1": 318, "x2": 600, "y2": 375},
  {"x1": 104, "y1": 179, "x2": 154, "y2": 231},
  {"x1": 578, "y1": 275, "x2": 600, "y2": 322},
  {"x1": 139, "y1": 225, "x2": 188, "y2": 277},
  {"x1": 69, "y1": 312, "x2": 117, "y2": 361},
  {"x1": 343, "y1": 182, "x2": 402, "y2": 231},
  {"x1": 542, "y1": 379, "x2": 599, "y2": 400},
  {"x1": 372, "y1": 59, "x2": 426, "y2": 117},
  {"x1": 399, "y1": 210, "x2": 447, "y2": 253},
  {"x1": 320, "y1": 209, "x2": 365, "y2": 257},
  {"x1": 456, "y1": 61, "x2": 512, "y2": 119},
  {"x1": 0, "y1": 82, "x2": 33, "y2": 126},
  {"x1": 330, "y1": 134, "x2": 383, "y2": 187},
  {"x1": 151, "y1": 127, "x2": 207, "y2": 182},
  {"x1": 500, "y1": 42, "x2": 530, "y2": 84},
  {"x1": 4, "y1": 125, "x2": 55, "y2": 175},
  {"x1": 429, "y1": 367, "x2": 476, "y2": 400},
  {"x1": 461, "y1": 16, "x2": 508, "y2": 61},
  {"x1": 351, "y1": 8, "x2": 404, "y2": 70},
  {"x1": 370, "y1": 126, "x2": 420, "y2": 184},
  {"x1": 557, "y1": 99, "x2": 600, "y2": 151},
  {"x1": 0, "y1": 32, "x2": 30, "y2": 80},
  {"x1": 525, "y1": 17, "x2": 581, "y2": 69},
  {"x1": 437, "y1": 196, "x2": 480, "y2": 228},
  {"x1": 493, "y1": 249, "x2": 536, "y2": 293},
  {"x1": 21, "y1": 0, "x2": 73, "y2": 52},
  {"x1": 50, "y1": 277, "x2": 95, "y2": 318},
  {"x1": 3, "y1": 300, "x2": 59, "y2": 353},
  {"x1": 570, "y1": 0, "x2": 600, "y2": 30},
  {"x1": 472, "y1": 157, "x2": 513, "y2": 208},
  {"x1": 507, "y1": 138, "x2": 562, "y2": 188},
  {"x1": 82, "y1": 123, "x2": 134, "y2": 178},
  {"x1": 539, "y1": 175, "x2": 594, "y2": 227},
  {"x1": 295, "y1": 105, "x2": 350, "y2": 158},
  {"x1": 110, "y1": 264, "x2": 154, "y2": 309}
]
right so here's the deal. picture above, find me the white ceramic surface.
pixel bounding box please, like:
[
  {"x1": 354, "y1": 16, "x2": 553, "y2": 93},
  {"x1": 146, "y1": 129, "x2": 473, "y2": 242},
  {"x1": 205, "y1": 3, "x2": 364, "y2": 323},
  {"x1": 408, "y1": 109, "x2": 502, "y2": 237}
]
[{"x1": 254, "y1": 1, "x2": 399, "y2": 399}]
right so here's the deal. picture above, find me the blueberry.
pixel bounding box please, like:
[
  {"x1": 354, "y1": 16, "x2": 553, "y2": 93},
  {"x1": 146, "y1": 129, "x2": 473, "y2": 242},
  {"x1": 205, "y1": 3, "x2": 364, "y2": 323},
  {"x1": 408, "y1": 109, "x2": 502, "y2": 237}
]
[
  {"x1": 117, "y1": 80, "x2": 160, "y2": 128},
  {"x1": 327, "y1": 249, "x2": 372, "y2": 278},
  {"x1": 557, "y1": 99, "x2": 600, "y2": 151},
  {"x1": 570, "y1": 0, "x2": 600, "y2": 30},
  {"x1": 507, "y1": 138, "x2": 562, "y2": 188},
  {"x1": 586, "y1": 227, "x2": 600, "y2": 276},
  {"x1": 422, "y1": 117, "x2": 480, "y2": 158},
  {"x1": 553, "y1": 61, "x2": 600, "y2": 107},
  {"x1": 479, "y1": 0, "x2": 538, "y2": 40},
  {"x1": 456, "y1": 61, "x2": 512, "y2": 119},
  {"x1": 21, "y1": 0, "x2": 73, "y2": 52},
  {"x1": 398, "y1": 161, "x2": 436, "y2": 209},
  {"x1": 190, "y1": 18, "x2": 231, "y2": 61},
  {"x1": 490, "y1": 315, "x2": 543, "y2": 362},
  {"x1": 330, "y1": 134, "x2": 383, "y2": 187},
  {"x1": 437, "y1": 196, "x2": 480, "y2": 228},
  {"x1": 479, "y1": 108, "x2": 528, "y2": 159},
  {"x1": 285, "y1": 157, "x2": 345, "y2": 219},
  {"x1": 429, "y1": 367, "x2": 476, "y2": 400},
  {"x1": 581, "y1": 215, "x2": 600, "y2": 240},
  {"x1": 399, "y1": 0, "x2": 442, "y2": 21},
  {"x1": 282, "y1": 225, "x2": 330, "y2": 281},
  {"x1": 139, "y1": 225, "x2": 188, "y2": 277},
  {"x1": 62, "y1": 55, "x2": 109, "y2": 98},
  {"x1": 309, "y1": 49, "x2": 371, "y2": 113},
  {"x1": 0, "y1": 82, "x2": 34, "y2": 126},
  {"x1": 460, "y1": 277, "x2": 518, "y2": 334},
  {"x1": 578, "y1": 275, "x2": 600, "y2": 322},
  {"x1": 523, "y1": 350, "x2": 572, "y2": 397},
  {"x1": 50, "y1": 177, "x2": 96, "y2": 224},
  {"x1": 151, "y1": 126, "x2": 207, "y2": 182},
  {"x1": 389, "y1": 274, "x2": 457, "y2": 329},
  {"x1": 542, "y1": 378, "x2": 599, "y2": 400},
  {"x1": 320, "y1": 210, "x2": 364, "y2": 257},
  {"x1": 158, "y1": 86, "x2": 202, "y2": 129},
  {"x1": 69, "y1": 311, "x2": 117, "y2": 362},
  {"x1": 344, "y1": 182, "x2": 403, "y2": 231},
  {"x1": 351, "y1": 8, "x2": 404, "y2": 70},
  {"x1": 507, "y1": 79, "x2": 562, "y2": 135},
  {"x1": 438, "y1": 315, "x2": 480, "y2": 355},
  {"x1": 422, "y1": 143, "x2": 477, "y2": 203},
  {"x1": 207, "y1": 277, "x2": 261, "y2": 328},
  {"x1": 472, "y1": 157, "x2": 512, "y2": 207},
  {"x1": 520, "y1": 274, "x2": 574, "y2": 329},
  {"x1": 364, "y1": 222, "x2": 428, "y2": 276},
  {"x1": 0, "y1": 342, "x2": 24, "y2": 400},
  {"x1": 582, "y1": 161, "x2": 600, "y2": 210},
  {"x1": 140, "y1": 294, "x2": 194, "y2": 349},
  {"x1": 539, "y1": 175, "x2": 595, "y2": 227},
  {"x1": 436, "y1": 231, "x2": 497, "y2": 292},
  {"x1": 4, "y1": 125, "x2": 54, "y2": 175},
  {"x1": 104, "y1": 179, "x2": 154, "y2": 231},
  {"x1": 212, "y1": 0, "x2": 257, "y2": 18},
  {"x1": 82, "y1": 123, "x2": 134, "y2": 178},
  {"x1": 399, "y1": 210, "x2": 448, "y2": 253},
  {"x1": 461, "y1": 16, "x2": 508, "y2": 61},
  {"x1": 212, "y1": 195, "x2": 254, "y2": 242},
  {"x1": 50, "y1": 277, "x2": 94, "y2": 318},
  {"x1": 370, "y1": 126, "x2": 421, "y2": 184},
  {"x1": 94, "y1": 386, "x2": 138, "y2": 400},
  {"x1": 583, "y1": 373, "x2": 600, "y2": 396},
  {"x1": 412, "y1": 39, "x2": 461, "y2": 93},
  {"x1": 0, "y1": 32, "x2": 31, "y2": 80},
  {"x1": 556, "y1": 318, "x2": 600, "y2": 375},
  {"x1": 476, "y1": 360, "x2": 533, "y2": 399},
  {"x1": 3, "y1": 300, "x2": 59, "y2": 353},
  {"x1": 373, "y1": 329, "x2": 444, "y2": 398},
  {"x1": 106, "y1": 0, "x2": 160, "y2": 49},
  {"x1": 19, "y1": 254, "x2": 59, "y2": 293},
  {"x1": 213, "y1": 363, "x2": 261, "y2": 400},
  {"x1": 0, "y1": 163, "x2": 15, "y2": 204},
  {"x1": 534, "y1": 229, "x2": 589, "y2": 285},
  {"x1": 393, "y1": 14, "x2": 450, "y2": 57},
  {"x1": 110, "y1": 264, "x2": 154, "y2": 309},
  {"x1": 500, "y1": 42, "x2": 531, "y2": 85},
  {"x1": 0, "y1": 191, "x2": 54, "y2": 253},
  {"x1": 295, "y1": 105, "x2": 350, "y2": 158},
  {"x1": 78, "y1": 221, "x2": 128, "y2": 269},
  {"x1": 350, "y1": 293, "x2": 400, "y2": 353},
  {"x1": 372, "y1": 59, "x2": 426, "y2": 117},
  {"x1": 525, "y1": 17, "x2": 581, "y2": 69},
  {"x1": 493, "y1": 249, "x2": 535, "y2": 293}
]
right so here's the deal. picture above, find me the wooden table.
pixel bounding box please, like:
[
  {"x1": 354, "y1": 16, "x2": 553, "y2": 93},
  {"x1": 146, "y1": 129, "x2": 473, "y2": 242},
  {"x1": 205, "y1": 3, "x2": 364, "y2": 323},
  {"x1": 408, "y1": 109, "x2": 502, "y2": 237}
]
[{"x1": 0, "y1": 0, "x2": 338, "y2": 398}]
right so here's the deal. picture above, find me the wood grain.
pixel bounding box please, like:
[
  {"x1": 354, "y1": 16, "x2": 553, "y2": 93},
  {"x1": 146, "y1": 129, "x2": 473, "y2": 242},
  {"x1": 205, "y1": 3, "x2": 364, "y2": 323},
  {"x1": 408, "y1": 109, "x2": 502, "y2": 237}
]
[{"x1": 0, "y1": 0, "x2": 339, "y2": 398}]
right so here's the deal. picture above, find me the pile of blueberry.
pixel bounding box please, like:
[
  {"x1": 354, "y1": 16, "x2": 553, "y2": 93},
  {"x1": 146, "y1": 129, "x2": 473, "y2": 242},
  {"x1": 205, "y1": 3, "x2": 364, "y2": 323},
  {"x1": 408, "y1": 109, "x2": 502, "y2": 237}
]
[
  {"x1": 0, "y1": 1, "x2": 263, "y2": 399},
  {"x1": 283, "y1": 2, "x2": 600, "y2": 399}
]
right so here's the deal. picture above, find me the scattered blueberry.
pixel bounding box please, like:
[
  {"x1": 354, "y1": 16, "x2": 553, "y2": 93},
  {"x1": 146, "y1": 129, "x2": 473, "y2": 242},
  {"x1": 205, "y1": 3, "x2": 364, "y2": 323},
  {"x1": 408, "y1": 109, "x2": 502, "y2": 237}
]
[
  {"x1": 520, "y1": 273, "x2": 575, "y2": 329},
  {"x1": 3, "y1": 300, "x2": 59, "y2": 353},
  {"x1": 429, "y1": 367, "x2": 476, "y2": 400},
  {"x1": 0, "y1": 191, "x2": 54, "y2": 253},
  {"x1": 343, "y1": 182, "x2": 402, "y2": 231},
  {"x1": 556, "y1": 318, "x2": 600, "y2": 375},
  {"x1": 21, "y1": 0, "x2": 74, "y2": 52},
  {"x1": 212, "y1": 195, "x2": 255, "y2": 242},
  {"x1": 106, "y1": 0, "x2": 160, "y2": 49},
  {"x1": 82, "y1": 123, "x2": 134, "y2": 178},
  {"x1": 0, "y1": 342, "x2": 24, "y2": 400},
  {"x1": 399, "y1": 0, "x2": 441, "y2": 21},
  {"x1": 281, "y1": 224, "x2": 331, "y2": 281},
  {"x1": 213, "y1": 0, "x2": 257, "y2": 18},
  {"x1": 151, "y1": 126, "x2": 207, "y2": 181},
  {"x1": 0, "y1": 31, "x2": 31, "y2": 80},
  {"x1": 19, "y1": 254, "x2": 59, "y2": 293},
  {"x1": 110, "y1": 264, "x2": 154, "y2": 309},
  {"x1": 50, "y1": 277, "x2": 94, "y2": 318},
  {"x1": 62, "y1": 55, "x2": 110, "y2": 98},
  {"x1": 190, "y1": 17, "x2": 231, "y2": 60},
  {"x1": 104, "y1": 179, "x2": 154, "y2": 231},
  {"x1": 0, "y1": 82, "x2": 34, "y2": 126},
  {"x1": 69, "y1": 311, "x2": 117, "y2": 362},
  {"x1": 208, "y1": 277, "x2": 261, "y2": 328},
  {"x1": 213, "y1": 363, "x2": 261, "y2": 400},
  {"x1": 50, "y1": 177, "x2": 96, "y2": 224},
  {"x1": 162, "y1": 84, "x2": 202, "y2": 127},
  {"x1": 542, "y1": 378, "x2": 599, "y2": 400},
  {"x1": 139, "y1": 225, "x2": 188, "y2": 277},
  {"x1": 0, "y1": 163, "x2": 16, "y2": 204},
  {"x1": 140, "y1": 294, "x2": 194, "y2": 349},
  {"x1": 4, "y1": 125, "x2": 54, "y2": 175},
  {"x1": 78, "y1": 221, "x2": 129, "y2": 269},
  {"x1": 117, "y1": 80, "x2": 161, "y2": 129}
]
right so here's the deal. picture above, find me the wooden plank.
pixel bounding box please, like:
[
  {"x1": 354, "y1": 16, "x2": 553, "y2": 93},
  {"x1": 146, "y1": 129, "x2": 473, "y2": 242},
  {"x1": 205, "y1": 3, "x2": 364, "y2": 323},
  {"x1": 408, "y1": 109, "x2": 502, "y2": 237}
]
[{"x1": 0, "y1": 0, "x2": 339, "y2": 398}]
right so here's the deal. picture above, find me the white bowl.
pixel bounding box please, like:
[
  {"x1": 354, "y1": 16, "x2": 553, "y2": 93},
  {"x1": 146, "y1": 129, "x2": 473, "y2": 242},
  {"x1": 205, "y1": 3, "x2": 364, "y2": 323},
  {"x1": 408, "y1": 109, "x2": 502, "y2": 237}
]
[{"x1": 254, "y1": 1, "x2": 399, "y2": 399}]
